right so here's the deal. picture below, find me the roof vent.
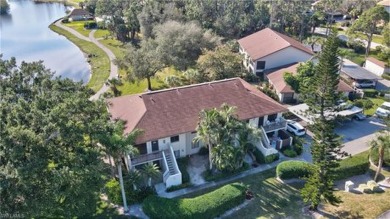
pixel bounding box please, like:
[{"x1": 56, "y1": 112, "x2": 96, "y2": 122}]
[
  {"x1": 150, "y1": 97, "x2": 155, "y2": 103},
  {"x1": 176, "y1": 88, "x2": 181, "y2": 94},
  {"x1": 209, "y1": 83, "x2": 213, "y2": 88}
]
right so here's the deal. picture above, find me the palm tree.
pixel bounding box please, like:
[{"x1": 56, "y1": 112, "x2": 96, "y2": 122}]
[
  {"x1": 193, "y1": 108, "x2": 220, "y2": 170},
  {"x1": 370, "y1": 133, "x2": 390, "y2": 182},
  {"x1": 141, "y1": 163, "x2": 160, "y2": 187},
  {"x1": 98, "y1": 123, "x2": 142, "y2": 212},
  {"x1": 164, "y1": 75, "x2": 182, "y2": 88}
]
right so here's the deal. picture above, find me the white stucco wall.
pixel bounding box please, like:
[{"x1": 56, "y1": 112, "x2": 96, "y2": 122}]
[
  {"x1": 364, "y1": 60, "x2": 385, "y2": 76},
  {"x1": 254, "y1": 47, "x2": 312, "y2": 71}
]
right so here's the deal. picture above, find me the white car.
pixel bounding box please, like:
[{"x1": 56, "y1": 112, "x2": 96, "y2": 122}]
[
  {"x1": 376, "y1": 102, "x2": 390, "y2": 118},
  {"x1": 286, "y1": 120, "x2": 306, "y2": 136},
  {"x1": 352, "y1": 80, "x2": 376, "y2": 88}
]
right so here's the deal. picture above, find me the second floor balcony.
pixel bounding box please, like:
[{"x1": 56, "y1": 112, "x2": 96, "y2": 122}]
[{"x1": 262, "y1": 117, "x2": 287, "y2": 133}]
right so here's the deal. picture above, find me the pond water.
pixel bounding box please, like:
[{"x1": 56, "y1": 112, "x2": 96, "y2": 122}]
[{"x1": 0, "y1": 0, "x2": 90, "y2": 83}]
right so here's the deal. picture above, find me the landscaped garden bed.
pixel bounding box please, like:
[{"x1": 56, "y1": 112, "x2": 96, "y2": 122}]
[{"x1": 143, "y1": 183, "x2": 246, "y2": 219}]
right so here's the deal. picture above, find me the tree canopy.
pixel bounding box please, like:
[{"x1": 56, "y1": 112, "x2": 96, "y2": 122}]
[
  {"x1": 348, "y1": 6, "x2": 389, "y2": 56},
  {"x1": 0, "y1": 57, "x2": 109, "y2": 217}
]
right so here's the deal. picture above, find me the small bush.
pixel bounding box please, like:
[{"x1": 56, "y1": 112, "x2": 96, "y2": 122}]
[
  {"x1": 282, "y1": 148, "x2": 298, "y2": 158},
  {"x1": 334, "y1": 151, "x2": 370, "y2": 180},
  {"x1": 293, "y1": 136, "x2": 304, "y2": 155},
  {"x1": 198, "y1": 147, "x2": 209, "y2": 155},
  {"x1": 166, "y1": 183, "x2": 192, "y2": 192},
  {"x1": 143, "y1": 183, "x2": 246, "y2": 219},
  {"x1": 84, "y1": 21, "x2": 97, "y2": 29},
  {"x1": 363, "y1": 89, "x2": 378, "y2": 98},
  {"x1": 203, "y1": 162, "x2": 250, "y2": 182},
  {"x1": 265, "y1": 153, "x2": 279, "y2": 163},
  {"x1": 61, "y1": 17, "x2": 69, "y2": 23},
  {"x1": 276, "y1": 161, "x2": 313, "y2": 180},
  {"x1": 128, "y1": 186, "x2": 156, "y2": 204},
  {"x1": 358, "y1": 184, "x2": 372, "y2": 193},
  {"x1": 354, "y1": 98, "x2": 374, "y2": 110}
]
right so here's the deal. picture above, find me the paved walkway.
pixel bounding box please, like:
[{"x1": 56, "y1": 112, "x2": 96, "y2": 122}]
[{"x1": 54, "y1": 20, "x2": 118, "y2": 100}]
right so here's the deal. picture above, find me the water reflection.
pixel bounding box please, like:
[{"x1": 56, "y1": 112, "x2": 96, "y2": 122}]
[{"x1": 0, "y1": 0, "x2": 90, "y2": 83}]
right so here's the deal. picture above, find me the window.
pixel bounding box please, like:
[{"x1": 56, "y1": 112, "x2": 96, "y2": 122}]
[
  {"x1": 256, "y1": 61, "x2": 266, "y2": 70},
  {"x1": 170, "y1": 135, "x2": 179, "y2": 143},
  {"x1": 192, "y1": 141, "x2": 199, "y2": 149}
]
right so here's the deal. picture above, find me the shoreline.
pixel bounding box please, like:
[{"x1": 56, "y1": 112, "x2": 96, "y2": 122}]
[
  {"x1": 33, "y1": 0, "x2": 78, "y2": 7},
  {"x1": 49, "y1": 22, "x2": 110, "y2": 92}
]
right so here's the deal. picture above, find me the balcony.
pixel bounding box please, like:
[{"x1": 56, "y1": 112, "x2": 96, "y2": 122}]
[
  {"x1": 131, "y1": 150, "x2": 163, "y2": 166},
  {"x1": 262, "y1": 118, "x2": 287, "y2": 133}
]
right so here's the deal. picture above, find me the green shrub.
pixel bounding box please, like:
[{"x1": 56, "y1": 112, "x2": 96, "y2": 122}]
[
  {"x1": 282, "y1": 149, "x2": 298, "y2": 158},
  {"x1": 334, "y1": 151, "x2": 370, "y2": 180},
  {"x1": 166, "y1": 183, "x2": 192, "y2": 192},
  {"x1": 177, "y1": 157, "x2": 190, "y2": 183},
  {"x1": 203, "y1": 162, "x2": 250, "y2": 182},
  {"x1": 143, "y1": 183, "x2": 246, "y2": 219},
  {"x1": 61, "y1": 17, "x2": 69, "y2": 23},
  {"x1": 198, "y1": 147, "x2": 209, "y2": 155},
  {"x1": 354, "y1": 98, "x2": 374, "y2": 110},
  {"x1": 382, "y1": 73, "x2": 390, "y2": 80},
  {"x1": 84, "y1": 22, "x2": 97, "y2": 29},
  {"x1": 363, "y1": 89, "x2": 378, "y2": 98},
  {"x1": 265, "y1": 153, "x2": 279, "y2": 163},
  {"x1": 104, "y1": 178, "x2": 122, "y2": 204},
  {"x1": 370, "y1": 148, "x2": 390, "y2": 167},
  {"x1": 276, "y1": 161, "x2": 314, "y2": 179},
  {"x1": 293, "y1": 136, "x2": 304, "y2": 155}
]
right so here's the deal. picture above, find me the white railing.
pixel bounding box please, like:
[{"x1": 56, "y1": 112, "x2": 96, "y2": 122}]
[
  {"x1": 169, "y1": 146, "x2": 180, "y2": 174},
  {"x1": 162, "y1": 151, "x2": 170, "y2": 183},
  {"x1": 263, "y1": 117, "x2": 287, "y2": 132},
  {"x1": 260, "y1": 126, "x2": 270, "y2": 147}
]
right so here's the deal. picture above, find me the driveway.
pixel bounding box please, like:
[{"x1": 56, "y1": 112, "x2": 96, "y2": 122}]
[{"x1": 335, "y1": 117, "x2": 386, "y2": 155}]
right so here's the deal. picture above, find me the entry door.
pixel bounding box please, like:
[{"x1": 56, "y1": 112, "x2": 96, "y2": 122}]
[{"x1": 151, "y1": 140, "x2": 159, "y2": 152}]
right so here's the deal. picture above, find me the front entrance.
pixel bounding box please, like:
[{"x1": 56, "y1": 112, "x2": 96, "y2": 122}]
[{"x1": 152, "y1": 140, "x2": 159, "y2": 152}]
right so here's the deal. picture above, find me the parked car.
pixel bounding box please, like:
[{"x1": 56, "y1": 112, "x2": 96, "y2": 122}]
[
  {"x1": 352, "y1": 113, "x2": 366, "y2": 121},
  {"x1": 376, "y1": 102, "x2": 390, "y2": 118},
  {"x1": 286, "y1": 120, "x2": 306, "y2": 136},
  {"x1": 352, "y1": 80, "x2": 376, "y2": 88}
]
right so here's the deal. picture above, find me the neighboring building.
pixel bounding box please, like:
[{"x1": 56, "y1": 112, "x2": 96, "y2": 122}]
[
  {"x1": 67, "y1": 9, "x2": 93, "y2": 21},
  {"x1": 107, "y1": 78, "x2": 292, "y2": 188},
  {"x1": 266, "y1": 63, "x2": 354, "y2": 103},
  {"x1": 364, "y1": 57, "x2": 389, "y2": 76},
  {"x1": 237, "y1": 28, "x2": 314, "y2": 79},
  {"x1": 341, "y1": 59, "x2": 382, "y2": 88},
  {"x1": 378, "y1": 0, "x2": 390, "y2": 13}
]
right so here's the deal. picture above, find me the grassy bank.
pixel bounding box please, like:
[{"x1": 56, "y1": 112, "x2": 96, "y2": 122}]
[
  {"x1": 33, "y1": 0, "x2": 77, "y2": 7},
  {"x1": 64, "y1": 21, "x2": 91, "y2": 37},
  {"x1": 50, "y1": 24, "x2": 110, "y2": 92}
]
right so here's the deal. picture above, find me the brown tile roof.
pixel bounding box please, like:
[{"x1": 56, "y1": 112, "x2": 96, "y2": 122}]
[
  {"x1": 366, "y1": 57, "x2": 387, "y2": 68},
  {"x1": 237, "y1": 28, "x2": 314, "y2": 61},
  {"x1": 107, "y1": 78, "x2": 287, "y2": 144},
  {"x1": 267, "y1": 63, "x2": 354, "y2": 94},
  {"x1": 378, "y1": 0, "x2": 390, "y2": 7}
]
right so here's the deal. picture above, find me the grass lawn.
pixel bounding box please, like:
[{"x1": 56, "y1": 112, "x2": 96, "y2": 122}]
[
  {"x1": 364, "y1": 97, "x2": 385, "y2": 116},
  {"x1": 118, "y1": 67, "x2": 180, "y2": 95},
  {"x1": 338, "y1": 29, "x2": 384, "y2": 45},
  {"x1": 94, "y1": 29, "x2": 111, "y2": 39},
  {"x1": 64, "y1": 21, "x2": 91, "y2": 37},
  {"x1": 322, "y1": 167, "x2": 390, "y2": 219},
  {"x1": 339, "y1": 48, "x2": 383, "y2": 66},
  {"x1": 50, "y1": 24, "x2": 110, "y2": 92},
  {"x1": 181, "y1": 169, "x2": 309, "y2": 219},
  {"x1": 99, "y1": 38, "x2": 128, "y2": 59}
]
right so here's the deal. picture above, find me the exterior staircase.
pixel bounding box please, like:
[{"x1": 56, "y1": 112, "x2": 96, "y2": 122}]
[{"x1": 164, "y1": 150, "x2": 176, "y2": 175}]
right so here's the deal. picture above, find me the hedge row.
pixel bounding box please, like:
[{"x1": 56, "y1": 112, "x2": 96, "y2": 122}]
[
  {"x1": 143, "y1": 183, "x2": 246, "y2": 219},
  {"x1": 253, "y1": 148, "x2": 279, "y2": 164},
  {"x1": 276, "y1": 160, "x2": 313, "y2": 179},
  {"x1": 334, "y1": 151, "x2": 370, "y2": 180}
]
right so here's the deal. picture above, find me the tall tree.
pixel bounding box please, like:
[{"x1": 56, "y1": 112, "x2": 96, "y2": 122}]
[
  {"x1": 300, "y1": 30, "x2": 342, "y2": 210},
  {"x1": 119, "y1": 40, "x2": 165, "y2": 91},
  {"x1": 0, "y1": 0, "x2": 9, "y2": 15},
  {"x1": 153, "y1": 20, "x2": 220, "y2": 70},
  {"x1": 283, "y1": 61, "x2": 315, "y2": 94},
  {"x1": 196, "y1": 45, "x2": 244, "y2": 82},
  {"x1": 105, "y1": 78, "x2": 123, "y2": 97},
  {"x1": 141, "y1": 163, "x2": 160, "y2": 187},
  {"x1": 348, "y1": 6, "x2": 389, "y2": 57},
  {"x1": 97, "y1": 122, "x2": 142, "y2": 212},
  {"x1": 370, "y1": 133, "x2": 390, "y2": 182},
  {"x1": 0, "y1": 57, "x2": 109, "y2": 217},
  {"x1": 314, "y1": 0, "x2": 341, "y2": 36}
]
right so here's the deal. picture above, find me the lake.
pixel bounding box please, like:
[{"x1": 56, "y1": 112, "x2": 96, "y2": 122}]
[{"x1": 0, "y1": 0, "x2": 90, "y2": 83}]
